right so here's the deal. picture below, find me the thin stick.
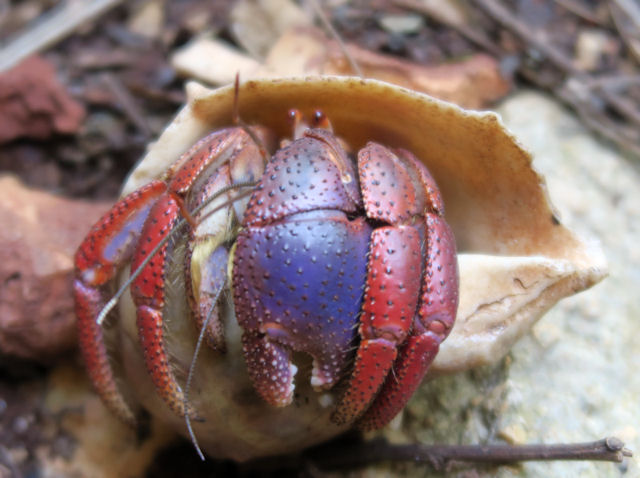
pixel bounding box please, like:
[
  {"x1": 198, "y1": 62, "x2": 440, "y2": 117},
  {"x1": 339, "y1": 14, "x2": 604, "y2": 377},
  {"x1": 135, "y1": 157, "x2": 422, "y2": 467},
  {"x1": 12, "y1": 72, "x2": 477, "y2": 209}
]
[
  {"x1": 315, "y1": 437, "x2": 633, "y2": 469},
  {"x1": 0, "y1": 0, "x2": 124, "y2": 72},
  {"x1": 473, "y1": 0, "x2": 581, "y2": 75},
  {"x1": 552, "y1": 0, "x2": 609, "y2": 25},
  {"x1": 102, "y1": 72, "x2": 152, "y2": 138},
  {"x1": 308, "y1": 0, "x2": 363, "y2": 77},
  {"x1": 467, "y1": 0, "x2": 640, "y2": 157},
  {"x1": 610, "y1": 0, "x2": 640, "y2": 64},
  {"x1": 95, "y1": 183, "x2": 257, "y2": 326},
  {"x1": 246, "y1": 435, "x2": 632, "y2": 472},
  {"x1": 392, "y1": 0, "x2": 501, "y2": 55}
]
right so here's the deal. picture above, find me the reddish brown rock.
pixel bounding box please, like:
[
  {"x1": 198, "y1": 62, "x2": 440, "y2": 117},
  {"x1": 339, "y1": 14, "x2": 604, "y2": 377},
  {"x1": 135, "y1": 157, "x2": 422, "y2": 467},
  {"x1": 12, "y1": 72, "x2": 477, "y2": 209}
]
[
  {"x1": 0, "y1": 176, "x2": 110, "y2": 362},
  {"x1": 0, "y1": 55, "x2": 86, "y2": 144}
]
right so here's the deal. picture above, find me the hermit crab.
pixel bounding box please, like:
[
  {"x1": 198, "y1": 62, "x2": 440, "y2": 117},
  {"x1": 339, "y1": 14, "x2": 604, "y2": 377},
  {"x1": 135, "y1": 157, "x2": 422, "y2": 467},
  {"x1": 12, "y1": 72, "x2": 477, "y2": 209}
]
[{"x1": 74, "y1": 77, "x2": 605, "y2": 461}]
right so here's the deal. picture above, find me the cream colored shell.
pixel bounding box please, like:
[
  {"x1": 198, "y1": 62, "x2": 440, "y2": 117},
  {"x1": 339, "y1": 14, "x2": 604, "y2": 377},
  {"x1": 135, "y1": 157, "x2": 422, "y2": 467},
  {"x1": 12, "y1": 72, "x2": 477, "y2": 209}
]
[{"x1": 118, "y1": 76, "x2": 606, "y2": 461}]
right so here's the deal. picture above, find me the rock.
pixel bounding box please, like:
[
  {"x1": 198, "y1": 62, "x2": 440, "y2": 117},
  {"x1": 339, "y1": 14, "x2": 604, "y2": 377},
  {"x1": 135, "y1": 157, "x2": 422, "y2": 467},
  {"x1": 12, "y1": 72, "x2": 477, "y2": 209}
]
[
  {"x1": 371, "y1": 91, "x2": 638, "y2": 477},
  {"x1": 0, "y1": 360, "x2": 176, "y2": 478},
  {"x1": 0, "y1": 56, "x2": 86, "y2": 144},
  {"x1": 0, "y1": 176, "x2": 110, "y2": 362},
  {"x1": 493, "y1": 91, "x2": 639, "y2": 477}
]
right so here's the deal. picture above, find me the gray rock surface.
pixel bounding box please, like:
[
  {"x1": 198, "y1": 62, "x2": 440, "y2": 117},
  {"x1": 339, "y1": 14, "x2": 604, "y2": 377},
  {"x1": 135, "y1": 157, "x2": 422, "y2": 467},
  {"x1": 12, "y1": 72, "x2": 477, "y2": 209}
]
[
  {"x1": 370, "y1": 91, "x2": 638, "y2": 477},
  {"x1": 494, "y1": 91, "x2": 639, "y2": 477}
]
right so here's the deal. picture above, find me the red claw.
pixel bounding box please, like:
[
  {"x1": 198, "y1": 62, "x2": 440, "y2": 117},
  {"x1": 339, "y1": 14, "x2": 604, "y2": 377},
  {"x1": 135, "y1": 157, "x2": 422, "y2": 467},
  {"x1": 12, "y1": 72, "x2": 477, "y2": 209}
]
[{"x1": 332, "y1": 226, "x2": 421, "y2": 425}]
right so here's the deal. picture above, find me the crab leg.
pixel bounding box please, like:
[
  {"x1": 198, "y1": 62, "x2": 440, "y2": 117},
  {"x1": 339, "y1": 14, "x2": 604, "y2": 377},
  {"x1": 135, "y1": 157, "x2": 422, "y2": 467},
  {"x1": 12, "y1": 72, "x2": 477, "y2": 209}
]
[
  {"x1": 129, "y1": 128, "x2": 265, "y2": 418},
  {"x1": 333, "y1": 143, "x2": 458, "y2": 426},
  {"x1": 332, "y1": 143, "x2": 425, "y2": 424},
  {"x1": 186, "y1": 140, "x2": 267, "y2": 351},
  {"x1": 358, "y1": 214, "x2": 458, "y2": 430},
  {"x1": 331, "y1": 226, "x2": 421, "y2": 424},
  {"x1": 129, "y1": 193, "x2": 199, "y2": 419},
  {"x1": 74, "y1": 180, "x2": 166, "y2": 426}
]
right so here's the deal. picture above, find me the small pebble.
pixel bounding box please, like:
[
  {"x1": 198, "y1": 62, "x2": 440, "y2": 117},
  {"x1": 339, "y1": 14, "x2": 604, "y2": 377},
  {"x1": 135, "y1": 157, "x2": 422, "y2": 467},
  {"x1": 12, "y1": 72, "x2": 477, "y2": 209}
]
[{"x1": 378, "y1": 14, "x2": 424, "y2": 35}]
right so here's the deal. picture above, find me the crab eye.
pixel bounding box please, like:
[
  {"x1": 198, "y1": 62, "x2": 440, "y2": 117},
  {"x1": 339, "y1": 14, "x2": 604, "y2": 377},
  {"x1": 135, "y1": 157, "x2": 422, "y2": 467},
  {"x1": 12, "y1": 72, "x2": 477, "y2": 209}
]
[
  {"x1": 288, "y1": 109, "x2": 301, "y2": 124},
  {"x1": 313, "y1": 110, "x2": 328, "y2": 128}
]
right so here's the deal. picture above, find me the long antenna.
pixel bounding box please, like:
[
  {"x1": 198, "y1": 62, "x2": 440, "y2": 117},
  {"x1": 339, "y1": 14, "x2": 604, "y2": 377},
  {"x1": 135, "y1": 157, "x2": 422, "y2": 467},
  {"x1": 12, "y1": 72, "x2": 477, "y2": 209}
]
[
  {"x1": 232, "y1": 74, "x2": 270, "y2": 164},
  {"x1": 183, "y1": 283, "x2": 225, "y2": 461}
]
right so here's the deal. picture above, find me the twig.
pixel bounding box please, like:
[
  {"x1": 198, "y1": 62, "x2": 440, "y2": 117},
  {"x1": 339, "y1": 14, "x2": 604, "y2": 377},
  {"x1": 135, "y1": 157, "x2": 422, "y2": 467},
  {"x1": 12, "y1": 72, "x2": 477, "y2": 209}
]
[
  {"x1": 552, "y1": 0, "x2": 610, "y2": 26},
  {"x1": 0, "y1": 0, "x2": 124, "y2": 72},
  {"x1": 471, "y1": 0, "x2": 640, "y2": 158},
  {"x1": 473, "y1": 0, "x2": 581, "y2": 75},
  {"x1": 611, "y1": 0, "x2": 640, "y2": 33},
  {"x1": 392, "y1": 0, "x2": 501, "y2": 56},
  {"x1": 609, "y1": 0, "x2": 640, "y2": 64},
  {"x1": 102, "y1": 72, "x2": 152, "y2": 138},
  {"x1": 0, "y1": 0, "x2": 9, "y2": 30},
  {"x1": 559, "y1": 80, "x2": 640, "y2": 157},
  {"x1": 246, "y1": 434, "x2": 632, "y2": 473},
  {"x1": 584, "y1": 74, "x2": 640, "y2": 91},
  {"x1": 308, "y1": 0, "x2": 363, "y2": 77},
  {"x1": 319, "y1": 437, "x2": 632, "y2": 470}
]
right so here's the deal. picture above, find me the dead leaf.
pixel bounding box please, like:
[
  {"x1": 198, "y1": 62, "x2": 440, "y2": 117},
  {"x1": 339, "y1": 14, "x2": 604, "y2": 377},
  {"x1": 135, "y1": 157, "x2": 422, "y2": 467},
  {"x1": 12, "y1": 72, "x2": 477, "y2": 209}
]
[{"x1": 172, "y1": 27, "x2": 511, "y2": 109}]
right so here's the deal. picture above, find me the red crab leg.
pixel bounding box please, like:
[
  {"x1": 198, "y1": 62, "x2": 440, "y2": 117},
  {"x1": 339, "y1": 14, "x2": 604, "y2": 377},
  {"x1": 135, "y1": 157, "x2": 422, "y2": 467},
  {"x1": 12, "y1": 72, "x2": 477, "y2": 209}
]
[
  {"x1": 74, "y1": 180, "x2": 166, "y2": 426},
  {"x1": 333, "y1": 143, "x2": 458, "y2": 427},
  {"x1": 129, "y1": 193, "x2": 206, "y2": 419},
  {"x1": 332, "y1": 142, "x2": 427, "y2": 424},
  {"x1": 331, "y1": 226, "x2": 421, "y2": 424},
  {"x1": 358, "y1": 213, "x2": 458, "y2": 430},
  {"x1": 130, "y1": 128, "x2": 263, "y2": 418},
  {"x1": 185, "y1": 136, "x2": 267, "y2": 351}
]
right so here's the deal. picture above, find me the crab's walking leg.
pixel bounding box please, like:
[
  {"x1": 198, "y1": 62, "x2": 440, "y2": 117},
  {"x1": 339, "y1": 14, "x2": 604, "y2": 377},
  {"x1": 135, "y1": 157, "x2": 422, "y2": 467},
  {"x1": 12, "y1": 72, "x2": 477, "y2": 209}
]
[
  {"x1": 358, "y1": 214, "x2": 458, "y2": 431},
  {"x1": 333, "y1": 144, "x2": 458, "y2": 427},
  {"x1": 130, "y1": 128, "x2": 265, "y2": 419},
  {"x1": 332, "y1": 143, "x2": 425, "y2": 425},
  {"x1": 74, "y1": 181, "x2": 166, "y2": 426},
  {"x1": 331, "y1": 226, "x2": 421, "y2": 424},
  {"x1": 129, "y1": 193, "x2": 202, "y2": 419},
  {"x1": 186, "y1": 140, "x2": 267, "y2": 352}
]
